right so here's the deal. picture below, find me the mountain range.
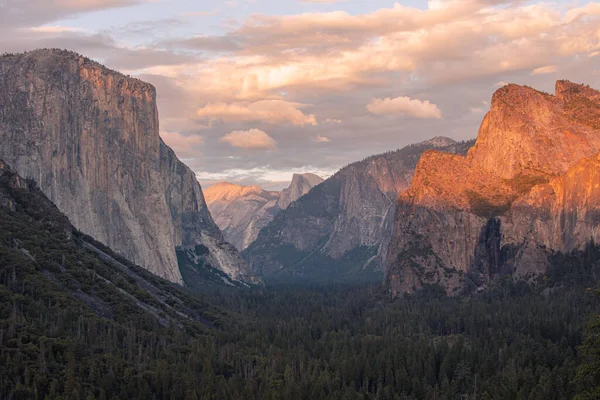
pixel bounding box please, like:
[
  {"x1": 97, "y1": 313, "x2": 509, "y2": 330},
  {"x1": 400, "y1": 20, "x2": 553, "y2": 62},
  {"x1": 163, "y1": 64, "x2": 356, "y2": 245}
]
[
  {"x1": 204, "y1": 173, "x2": 323, "y2": 251},
  {"x1": 2, "y1": 49, "x2": 600, "y2": 298},
  {"x1": 244, "y1": 137, "x2": 474, "y2": 283}
]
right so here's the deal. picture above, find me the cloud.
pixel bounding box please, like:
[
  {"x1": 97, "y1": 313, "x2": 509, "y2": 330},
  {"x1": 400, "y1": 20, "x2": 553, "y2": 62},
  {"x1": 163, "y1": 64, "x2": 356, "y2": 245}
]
[
  {"x1": 28, "y1": 26, "x2": 85, "y2": 33},
  {"x1": 197, "y1": 100, "x2": 317, "y2": 126},
  {"x1": 160, "y1": 131, "x2": 203, "y2": 158},
  {"x1": 196, "y1": 165, "x2": 337, "y2": 190},
  {"x1": 140, "y1": 0, "x2": 600, "y2": 102},
  {"x1": 165, "y1": 35, "x2": 241, "y2": 52},
  {"x1": 8, "y1": 0, "x2": 600, "y2": 189},
  {"x1": 367, "y1": 96, "x2": 442, "y2": 119},
  {"x1": 55, "y1": 0, "x2": 140, "y2": 9},
  {"x1": 179, "y1": 11, "x2": 218, "y2": 18},
  {"x1": 0, "y1": 0, "x2": 147, "y2": 29},
  {"x1": 220, "y1": 129, "x2": 277, "y2": 150},
  {"x1": 314, "y1": 135, "x2": 331, "y2": 143},
  {"x1": 531, "y1": 65, "x2": 558, "y2": 75}
]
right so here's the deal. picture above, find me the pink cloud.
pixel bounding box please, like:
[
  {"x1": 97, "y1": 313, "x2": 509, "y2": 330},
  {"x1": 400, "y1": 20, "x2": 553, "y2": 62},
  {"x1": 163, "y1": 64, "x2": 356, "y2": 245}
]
[
  {"x1": 367, "y1": 96, "x2": 442, "y2": 119},
  {"x1": 197, "y1": 100, "x2": 317, "y2": 126},
  {"x1": 160, "y1": 131, "x2": 203, "y2": 158},
  {"x1": 220, "y1": 129, "x2": 277, "y2": 150}
]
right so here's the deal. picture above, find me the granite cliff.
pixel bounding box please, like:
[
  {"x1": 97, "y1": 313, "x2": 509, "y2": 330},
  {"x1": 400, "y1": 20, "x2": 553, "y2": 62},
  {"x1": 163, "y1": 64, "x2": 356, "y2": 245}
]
[
  {"x1": 0, "y1": 49, "x2": 253, "y2": 286},
  {"x1": 385, "y1": 81, "x2": 600, "y2": 295},
  {"x1": 205, "y1": 173, "x2": 323, "y2": 251},
  {"x1": 244, "y1": 138, "x2": 474, "y2": 283},
  {"x1": 277, "y1": 173, "x2": 324, "y2": 209}
]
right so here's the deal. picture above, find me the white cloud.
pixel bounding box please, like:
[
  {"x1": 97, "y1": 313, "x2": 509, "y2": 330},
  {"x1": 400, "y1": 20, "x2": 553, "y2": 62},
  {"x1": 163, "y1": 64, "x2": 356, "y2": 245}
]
[
  {"x1": 11, "y1": 0, "x2": 600, "y2": 187},
  {"x1": 197, "y1": 100, "x2": 317, "y2": 126},
  {"x1": 220, "y1": 129, "x2": 277, "y2": 150},
  {"x1": 531, "y1": 65, "x2": 558, "y2": 75},
  {"x1": 159, "y1": 131, "x2": 203, "y2": 158},
  {"x1": 28, "y1": 25, "x2": 84, "y2": 33},
  {"x1": 314, "y1": 135, "x2": 331, "y2": 143},
  {"x1": 179, "y1": 10, "x2": 217, "y2": 18},
  {"x1": 196, "y1": 165, "x2": 337, "y2": 190},
  {"x1": 367, "y1": 96, "x2": 442, "y2": 119},
  {"x1": 136, "y1": 0, "x2": 600, "y2": 103},
  {"x1": 55, "y1": 0, "x2": 142, "y2": 9}
]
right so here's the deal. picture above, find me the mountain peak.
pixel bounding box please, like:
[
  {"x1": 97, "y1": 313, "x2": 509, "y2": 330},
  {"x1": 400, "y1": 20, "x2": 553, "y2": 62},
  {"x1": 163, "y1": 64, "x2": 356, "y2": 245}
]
[
  {"x1": 205, "y1": 174, "x2": 322, "y2": 250},
  {"x1": 291, "y1": 173, "x2": 324, "y2": 187},
  {"x1": 489, "y1": 82, "x2": 548, "y2": 110},
  {"x1": 555, "y1": 79, "x2": 600, "y2": 100},
  {"x1": 467, "y1": 80, "x2": 600, "y2": 180},
  {"x1": 278, "y1": 173, "x2": 324, "y2": 209},
  {"x1": 1, "y1": 48, "x2": 155, "y2": 92},
  {"x1": 420, "y1": 136, "x2": 457, "y2": 148},
  {"x1": 204, "y1": 182, "x2": 272, "y2": 204}
]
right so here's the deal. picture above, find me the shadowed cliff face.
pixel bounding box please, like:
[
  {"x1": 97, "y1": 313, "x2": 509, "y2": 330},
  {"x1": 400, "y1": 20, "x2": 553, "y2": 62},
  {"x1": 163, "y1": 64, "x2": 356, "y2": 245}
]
[
  {"x1": 0, "y1": 49, "x2": 253, "y2": 286},
  {"x1": 244, "y1": 137, "x2": 474, "y2": 283},
  {"x1": 385, "y1": 81, "x2": 600, "y2": 296},
  {"x1": 205, "y1": 173, "x2": 323, "y2": 251}
]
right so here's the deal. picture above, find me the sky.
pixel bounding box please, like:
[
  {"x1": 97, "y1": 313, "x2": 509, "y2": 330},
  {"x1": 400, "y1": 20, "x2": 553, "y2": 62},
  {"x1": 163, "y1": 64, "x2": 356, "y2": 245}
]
[{"x1": 1, "y1": 0, "x2": 600, "y2": 190}]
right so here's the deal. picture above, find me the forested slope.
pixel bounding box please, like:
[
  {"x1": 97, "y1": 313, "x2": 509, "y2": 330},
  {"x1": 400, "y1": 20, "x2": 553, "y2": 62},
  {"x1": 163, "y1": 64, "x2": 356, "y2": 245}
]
[{"x1": 1, "y1": 159, "x2": 600, "y2": 399}]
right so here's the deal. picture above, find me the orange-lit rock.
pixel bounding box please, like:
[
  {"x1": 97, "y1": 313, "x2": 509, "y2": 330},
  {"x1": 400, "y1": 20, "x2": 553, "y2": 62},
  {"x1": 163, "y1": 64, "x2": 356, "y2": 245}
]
[
  {"x1": 386, "y1": 81, "x2": 600, "y2": 295},
  {"x1": 205, "y1": 174, "x2": 323, "y2": 251}
]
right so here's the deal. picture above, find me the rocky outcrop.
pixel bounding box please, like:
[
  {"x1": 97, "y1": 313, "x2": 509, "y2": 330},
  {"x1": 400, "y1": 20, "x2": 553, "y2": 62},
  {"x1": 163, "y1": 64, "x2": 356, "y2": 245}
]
[
  {"x1": 277, "y1": 173, "x2": 324, "y2": 209},
  {"x1": 244, "y1": 138, "x2": 474, "y2": 283},
  {"x1": 205, "y1": 183, "x2": 280, "y2": 251},
  {"x1": 205, "y1": 173, "x2": 323, "y2": 251},
  {"x1": 385, "y1": 81, "x2": 600, "y2": 296},
  {"x1": 0, "y1": 49, "x2": 253, "y2": 286},
  {"x1": 501, "y1": 152, "x2": 600, "y2": 278}
]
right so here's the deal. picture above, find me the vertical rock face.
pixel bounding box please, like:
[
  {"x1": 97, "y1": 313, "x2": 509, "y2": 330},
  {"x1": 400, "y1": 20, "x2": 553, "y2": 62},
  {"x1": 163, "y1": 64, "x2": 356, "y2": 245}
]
[
  {"x1": 467, "y1": 82, "x2": 600, "y2": 180},
  {"x1": 385, "y1": 81, "x2": 600, "y2": 296},
  {"x1": 0, "y1": 49, "x2": 252, "y2": 285},
  {"x1": 205, "y1": 173, "x2": 323, "y2": 251},
  {"x1": 244, "y1": 138, "x2": 474, "y2": 283},
  {"x1": 501, "y1": 153, "x2": 600, "y2": 278},
  {"x1": 277, "y1": 173, "x2": 324, "y2": 209}
]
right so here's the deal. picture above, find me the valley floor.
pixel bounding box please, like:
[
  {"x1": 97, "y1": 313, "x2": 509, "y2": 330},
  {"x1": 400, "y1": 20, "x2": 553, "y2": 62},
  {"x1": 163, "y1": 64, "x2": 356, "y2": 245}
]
[
  {"x1": 1, "y1": 168, "x2": 600, "y2": 399},
  {"x1": 3, "y1": 246, "x2": 600, "y2": 399}
]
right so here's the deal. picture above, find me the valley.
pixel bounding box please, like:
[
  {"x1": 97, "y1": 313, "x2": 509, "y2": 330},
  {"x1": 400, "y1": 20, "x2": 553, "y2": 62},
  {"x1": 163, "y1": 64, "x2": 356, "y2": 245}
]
[
  {"x1": 0, "y1": 157, "x2": 598, "y2": 398},
  {"x1": 1, "y1": 47, "x2": 600, "y2": 399}
]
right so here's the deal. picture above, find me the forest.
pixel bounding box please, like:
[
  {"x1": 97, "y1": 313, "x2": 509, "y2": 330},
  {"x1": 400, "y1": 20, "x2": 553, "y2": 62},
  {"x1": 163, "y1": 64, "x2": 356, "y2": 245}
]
[{"x1": 1, "y1": 163, "x2": 600, "y2": 399}]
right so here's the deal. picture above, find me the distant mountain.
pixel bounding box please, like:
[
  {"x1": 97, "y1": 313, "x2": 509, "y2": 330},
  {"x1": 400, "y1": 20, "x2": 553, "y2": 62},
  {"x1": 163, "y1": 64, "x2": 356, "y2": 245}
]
[
  {"x1": 277, "y1": 173, "x2": 324, "y2": 209},
  {"x1": 385, "y1": 81, "x2": 600, "y2": 296},
  {"x1": 244, "y1": 137, "x2": 474, "y2": 283},
  {"x1": 0, "y1": 49, "x2": 255, "y2": 287},
  {"x1": 205, "y1": 173, "x2": 323, "y2": 250}
]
